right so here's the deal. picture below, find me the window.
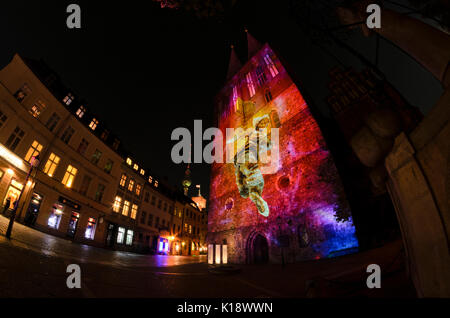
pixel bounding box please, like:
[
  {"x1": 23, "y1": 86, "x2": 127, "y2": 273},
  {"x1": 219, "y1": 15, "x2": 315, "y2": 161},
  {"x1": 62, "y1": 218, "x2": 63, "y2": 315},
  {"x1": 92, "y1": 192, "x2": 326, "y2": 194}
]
[
  {"x1": 133, "y1": 164, "x2": 139, "y2": 171},
  {"x1": 62, "y1": 165, "x2": 78, "y2": 188},
  {"x1": 79, "y1": 175, "x2": 92, "y2": 196},
  {"x1": 94, "y1": 184, "x2": 105, "y2": 202},
  {"x1": 100, "y1": 129, "x2": 109, "y2": 141},
  {"x1": 43, "y1": 153, "x2": 60, "y2": 177},
  {"x1": 77, "y1": 138, "x2": 89, "y2": 155},
  {"x1": 246, "y1": 72, "x2": 256, "y2": 97},
  {"x1": 14, "y1": 84, "x2": 32, "y2": 102},
  {"x1": 154, "y1": 180, "x2": 159, "y2": 187},
  {"x1": 46, "y1": 113, "x2": 60, "y2": 132},
  {"x1": 131, "y1": 204, "x2": 138, "y2": 219},
  {"x1": 264, "y1": 53, "x2": 279, "y2": 77},
  {"x1": 264, "y1": 89, "x2": 273, "y2": 103},
  {"x1": 62, "y1": 93, "x2": 74, "y2": 106},
  {"x1": 113, "y1": 196, "x2": 122, "y2": 212},
  {"x1": 76, "y1": 106, "x2": 86, "y2": 118},
  {"x1": 148, "y1": 176, "x2": 153, "y2": 184},
  {"x1": 140, "y1": 169, "x2": 145, "y2": 175},
  {"x1": 126, "y1": 158, "x2": 132, "y2": 165},
  {"x1": 119, "y1": 174, "x2": 127, "y2": 187},
  {"x1": 48, "y1": 204, "x2": 63, "y2": 229},
  {"x1": 29, "y1": 100, "x2": 46, "y2": 118},
  {"x1": 128, "y1": 179, "x2": 134, "y2": 192},
  {"x1": 104, "y1": 159, "x2": 113, "y2": 174},
  {"x1": 157, "y1": 199, "x2": 162, "y2": 209},
  {"x1": 162, "y1": 219, "x2": 166, "y2": 227},
  {"x1": 232, "y1": 85, "x2": 238, "y2": 111},
  {"x1": 89, "y1": 118, "x2": 99, "y2": 130},
  {"x1": 85, "y1": 218, "x2": 96, "y2": 240},
  {"x1": 135, "y1": 184, "x2": 142, "y2": 196},
  {"x1": 126, "y1": 230, "x2": 134, "y2": 246},
  {"x1": 189, "y1": 224, "x2": 192, "y2": 234},
  {"x1": 147, "y1": 214, "x2": 153, "y2": 227},
  {"x1": 61, "y1": 126, "x2": 75, "y2": 144},
  {"x1": 155, "y1": 217, "x2": 160, "y2": 228},
  {"x1": 164, "y1": 202, "x2": 167, "y2": 211},
  {"x1": 140, "y1": 211, "x2": 147, "y2": 224},
  {"x1": 24, "y1": 140, "x2": 43, "y2": 163},
  {"x1": 117, "y1": 227, "x2": 125, "y2": 244},
  {"x1": 91, "y1": 149, "x2": 102, "y2": 164},
  {"x1": 0, "y1": 110, "x2": 7, "y2": 128},
  {"x1": 5, "y1": 126, "x2": 25, "y2": 151},
  {"x1": 256, "y1": 65, "x2": 266, "y2": 86},
  {"x1": 151, "y1": 196, "x2": 156, "y2": 206},
  {"x1": 122, "y1": 200, "x2": 130, "y2": 216},
  {"x1": 144, "y1": 192, "x2": 149, "y2": 203},
  {"x1": 112, "y1": 139, "x2": 120, "y2": 150}
]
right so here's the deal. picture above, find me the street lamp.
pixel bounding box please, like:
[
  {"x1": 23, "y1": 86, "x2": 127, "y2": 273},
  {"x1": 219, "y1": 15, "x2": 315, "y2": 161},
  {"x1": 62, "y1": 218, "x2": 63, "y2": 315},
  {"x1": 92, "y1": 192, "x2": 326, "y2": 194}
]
[{"x1": 6, "y1": 155, "x2": 40, "y2": 239}]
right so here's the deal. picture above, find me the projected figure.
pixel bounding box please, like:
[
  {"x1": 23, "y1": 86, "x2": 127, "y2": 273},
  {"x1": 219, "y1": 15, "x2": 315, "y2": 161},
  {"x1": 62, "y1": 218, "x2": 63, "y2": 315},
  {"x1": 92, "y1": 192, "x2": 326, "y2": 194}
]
[{"x1": 233, "y1": 102, "x2": 274, "y2": 217}]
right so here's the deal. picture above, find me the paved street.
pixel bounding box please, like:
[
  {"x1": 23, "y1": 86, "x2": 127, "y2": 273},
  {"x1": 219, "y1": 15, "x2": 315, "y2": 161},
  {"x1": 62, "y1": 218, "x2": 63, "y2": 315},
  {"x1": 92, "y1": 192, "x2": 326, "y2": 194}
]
[{"x1": 0, "y1": 215, "x2": 416, "y2": 298}]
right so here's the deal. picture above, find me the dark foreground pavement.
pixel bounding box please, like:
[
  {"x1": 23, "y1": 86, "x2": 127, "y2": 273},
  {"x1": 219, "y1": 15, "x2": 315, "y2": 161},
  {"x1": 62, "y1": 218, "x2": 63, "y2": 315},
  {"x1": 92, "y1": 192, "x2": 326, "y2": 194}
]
[{"x1": 0, "y1": 215, "x2": 416, "y2": 298}]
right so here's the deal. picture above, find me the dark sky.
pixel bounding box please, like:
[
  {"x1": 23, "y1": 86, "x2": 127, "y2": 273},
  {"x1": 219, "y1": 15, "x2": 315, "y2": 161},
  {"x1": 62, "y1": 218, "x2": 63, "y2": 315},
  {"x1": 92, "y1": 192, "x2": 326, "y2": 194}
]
[{"x1": 0, "y1": 0, "x2": 443, "y2": 200}]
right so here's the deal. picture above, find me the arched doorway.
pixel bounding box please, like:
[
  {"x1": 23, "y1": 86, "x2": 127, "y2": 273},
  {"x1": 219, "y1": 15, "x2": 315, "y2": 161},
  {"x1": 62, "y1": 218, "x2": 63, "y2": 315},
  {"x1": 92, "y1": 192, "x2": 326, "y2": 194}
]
[{"x1": 252, "y1": 234, "x2": 269, "y2": 264}]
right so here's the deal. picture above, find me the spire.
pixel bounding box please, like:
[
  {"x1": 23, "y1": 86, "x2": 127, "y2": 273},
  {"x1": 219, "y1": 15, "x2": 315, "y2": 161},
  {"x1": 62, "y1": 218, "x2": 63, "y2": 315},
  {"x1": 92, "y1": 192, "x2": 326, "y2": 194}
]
[
  {"x1": 182, "y1": 163, "x2": 192, "y2": 196},
  {"x1": 226, "y1": 44, "x2": 242, "y2": 80},
  {"x1": 246, "y1": 29, "x2": 262, "y2": 60}
]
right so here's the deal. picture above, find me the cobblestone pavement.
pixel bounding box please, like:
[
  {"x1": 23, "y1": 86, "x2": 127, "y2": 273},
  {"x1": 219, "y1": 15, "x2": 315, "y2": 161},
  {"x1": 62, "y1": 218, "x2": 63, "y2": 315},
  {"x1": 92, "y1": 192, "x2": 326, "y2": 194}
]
[{"x1": 0, "y1": 215, "x2": 416, "y2": 298}]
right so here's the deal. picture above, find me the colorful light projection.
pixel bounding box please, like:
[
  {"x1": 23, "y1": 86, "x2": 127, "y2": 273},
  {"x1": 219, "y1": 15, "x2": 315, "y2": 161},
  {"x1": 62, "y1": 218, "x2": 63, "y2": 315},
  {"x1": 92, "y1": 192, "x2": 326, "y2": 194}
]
[{"x1": 209, "y1": 45, "x2": 358, "y2": 260}]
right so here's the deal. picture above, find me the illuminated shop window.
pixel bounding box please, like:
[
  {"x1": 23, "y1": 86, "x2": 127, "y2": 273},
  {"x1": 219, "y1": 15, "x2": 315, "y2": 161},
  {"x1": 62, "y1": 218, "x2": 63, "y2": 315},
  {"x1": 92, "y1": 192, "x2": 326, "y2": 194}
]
[
  {"x1": 135, "y1": 184, "x2": 141, "y2": 196},
  {"x1": 43, "y1": 153, "x2": 60, "y2": 177},
  {"x1": 215, "y1": 245, "x2": 221, "y2": 264},
  {"x1": 5, "y1": 126, "x2": 25, "y2": 151},
  {"x1": 263, "y1": 53, "x2": 279, "y2": 77},
  {"x1": 128, "y1": 179, "x2": 134, "y2": 192},
  {"x1": 62, "y1": 165, "x2": 78, "y2": 188},
  {"x1": 131, "y1": 204, "x2": 138, "y2": 219},
  {"x1": 29, "y1": 100, "x2": 46, "y2": 118},
  {"x1": 119, "y1": 174, "x2": 127, "y2": 187},
  {"x1": 126, "y1": 158, "x2": 132, "y2": 165},
  {"x1": 89, "y1": 118, "x2": 99, "y2": 131},
  {"x1": 85, "y1": 218, "x2": 97, "y2": 240},
  {"x1": 62, "y1": 93, "x2": 74, "y2": 106},
  {"x1": 104, "y1": 159, "x2": 113, "y2": 174},
  {"x1": 208, "y1": 244, "x2": 214, "y2": 264},
  {"x1": 122, "y1": 200, "x2": 130, "y2": 216},
  {"x1": 48, "y1": 204, "x2": 64, "y2": 229},
  {"x1": 117, "y1": 227, "x2": 125, "y2": 244},
  {"x1": 126, "y1": 230, "x2": 134, "y2": 246},
  {"x1": 24, "y1": 140, "x2": 43, "y2": 163},
  {"x1": 246, "y1": 72, "x2": 256, "y2": 97},
  {"x1": 3, "y1": 179, "x2": 24, "y2": 209},
  {"x1": 61, "y1": 126, "x2": 75, "y2": 144},
  {"x1": 77, "y1": 138, "x2": 89, "y2": 155},
  {"x1": 0, "y1": 110, "x2": 8, "y2": 128},
  {"x1": 14, "y1": 83, "x2": 32, "y2": 102},
  {"x1": 91, "y1": 149, "x2": 102, "y2": 164},
  {"x1": 45, "y1": 113, "x2": 60, "y2": 132},
  {"x1": 76, "y1": 106, "x2": 86, "y2": 118},
  {"x1": 113, "y1": 196, "x2": 122, "y2": 212},
  {"x1": 140, "y1": 169, "x2": 145, "y2": 175}
]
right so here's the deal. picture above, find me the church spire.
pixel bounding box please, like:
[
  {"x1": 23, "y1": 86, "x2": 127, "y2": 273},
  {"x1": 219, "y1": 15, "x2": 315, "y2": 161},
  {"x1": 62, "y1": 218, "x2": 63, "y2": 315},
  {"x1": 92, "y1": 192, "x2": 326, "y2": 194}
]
[
  {"x1": 246, "y1": 29, "x2": 262, "y2": 60},
  {"x1": 226, "y1": 44, "x2": 242, "y2": 80}
]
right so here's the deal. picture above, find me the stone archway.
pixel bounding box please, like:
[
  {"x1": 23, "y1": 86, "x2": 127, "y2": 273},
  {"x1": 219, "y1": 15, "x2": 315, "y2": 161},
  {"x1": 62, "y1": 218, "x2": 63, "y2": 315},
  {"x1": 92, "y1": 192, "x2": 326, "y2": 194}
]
[{"x1": 246, "y1": 231, "x2": 269, "y2": 264}]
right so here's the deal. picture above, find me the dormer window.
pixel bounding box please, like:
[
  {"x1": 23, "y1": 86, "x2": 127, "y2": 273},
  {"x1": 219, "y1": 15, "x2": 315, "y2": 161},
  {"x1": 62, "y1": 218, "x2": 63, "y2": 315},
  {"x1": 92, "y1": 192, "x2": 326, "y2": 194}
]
[
  {"x1": 89, "y1": 118, "x2": 99, "y2": 130},
  {"x1": 76, "y1": 106, "x2": 86, "y2": 118},
  {"x1": 113, "y1": 138, "x2": 120, "y2": 150},
  {"x1": 148, "y1": 176, "x2": 153, "y2": 184},
  {"x1": 101, "y1": 129, "x2": 109, "y2": 141},
  {"x1": 140, "y1": 169, "x2": 145, "y2": 176},
  {"x1": 126, "y1": 158, "x2": 132, "y2": 165},
  {"x1": 63, "y1": 93, "x2": 74, "y2": 106},
  {"x1": 133, "y1": 164, "x2": 139, "y2": 171},
  {"x1": 154, "y1": 180, "x2": 159, "y2": 187}
]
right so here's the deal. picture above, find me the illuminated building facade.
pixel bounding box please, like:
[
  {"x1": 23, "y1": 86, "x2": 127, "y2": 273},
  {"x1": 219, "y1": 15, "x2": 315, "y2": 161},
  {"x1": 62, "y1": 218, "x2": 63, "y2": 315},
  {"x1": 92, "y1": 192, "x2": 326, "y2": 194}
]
[{"x1": 208, "y1": 40, "x2": 359, "y2": 264}]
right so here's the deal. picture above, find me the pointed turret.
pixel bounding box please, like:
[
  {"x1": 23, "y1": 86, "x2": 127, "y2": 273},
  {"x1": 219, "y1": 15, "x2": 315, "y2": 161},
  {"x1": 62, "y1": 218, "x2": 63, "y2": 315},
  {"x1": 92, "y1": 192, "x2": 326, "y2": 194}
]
[
  {"x1": 246, "y1": 29, "x2": 262, "y2": 60},
  {"x1": 226, "y1": 44, "x2": 242, "y2": 80}
]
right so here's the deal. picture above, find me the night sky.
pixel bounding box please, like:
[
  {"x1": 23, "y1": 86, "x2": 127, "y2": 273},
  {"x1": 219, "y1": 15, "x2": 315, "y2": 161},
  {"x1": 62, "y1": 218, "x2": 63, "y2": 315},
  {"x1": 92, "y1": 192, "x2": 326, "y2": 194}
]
[{"x1": 0, "y1": 0, "x2": 444, "y2": 200}]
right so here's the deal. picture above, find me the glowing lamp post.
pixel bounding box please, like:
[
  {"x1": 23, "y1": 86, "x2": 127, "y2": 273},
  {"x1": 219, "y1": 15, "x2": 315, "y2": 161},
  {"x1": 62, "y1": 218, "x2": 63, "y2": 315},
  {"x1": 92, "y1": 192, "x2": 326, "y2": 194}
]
[{"x1": 6, "y1": 155, "x2": 40, "y2": 239}]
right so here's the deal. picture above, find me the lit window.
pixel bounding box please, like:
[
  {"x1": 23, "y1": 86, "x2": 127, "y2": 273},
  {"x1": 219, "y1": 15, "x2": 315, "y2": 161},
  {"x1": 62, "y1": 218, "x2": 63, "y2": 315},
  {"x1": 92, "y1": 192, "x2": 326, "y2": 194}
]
[
  {"x1": 126, "y1": 230, "x2": 134, "y2": 246},
  {"x1": 89, "y1": 118, "x2": 99, "y2": 131},
  {"x1": 62, "y1": 165, "x2": 78, "y2": 188},
  {"x1": 113, "y1": 196, "x2": 122, "y2": 212},
  {"x1": 246, "y1": 72, "x2": 256, "y2": 97},
  {"x1": 135, "y1": 184, "x2": 141, "y2": 196},
  {"x1": 126, "y1": 158, "x2": 132, "y2": 165},
  {"x1": 128, "y1": 179, "x2": 134, "y2": 192},
  {"x1": 104, "y1": 159, "x2": 113, "y2": 174},
  {"x1": 43, "y1": 153, "x2": 60, "y2": 177},
  {"x1": 5, "y1": 126, "x2": 25, "y2": 151},
  {"x1": 46, "y1": 113, "x2": 60, "y2": 132},
  {"x1": 91, "y1": 149, "x2": 102, "y2": 164},
  {"x1": 117, "y1": 227, "x2": 125, "y2": 244},
  {"x1": 48, "y1": 204, "x2": 63, "y2": 229},
  {"x1": 76, "y1": 106, "x2": 86, "y2": 118},
  {"x1": 232, "y1": 85, "x2": 238, "y2": 111},
  {"x1": 24, "y1": 140, "x2": 43, "y2": 163},
  {"x1": 122, "y1": 200, "x2": 130, "y2": 216},
  {"x1": 189, "y1": 224, "x2": 192, "y2": 234},
  {"x1": 77, "y1": 138, "x2": 89, "y2": 155},
  {"x1": 14, "y1": 84, "x2": 32, "y2": 102},
  {"x1": 131, "y1": 204, "x2": 138, "y2": 219},
  {"x1": 154, "y1": 180, "x2": 159, "y2": 187},
  {"x1": 133, "y1": 163, "x2": 138, "y2": 171},
  {"x1": 119, "y1": 174, "x2": 127, "y2": 187},
  {"x1": 29, "y1": 100, "x2": 46, "y2": 118},
  {"x1": 61, "y1": 126, "x2": 75, "y2": 144},
  {"x1": 263, "y1": 53, "x2": 279, "y2": 77},
  {"x1": 148, "y1": 176, "x2": 153, "y2": 184},
  {"x1": 62, "y1": 93, "x2": 74, "y2": 106},
  {"x1": 140, "y1": 169, "x2": 145, "y2": 175}
]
